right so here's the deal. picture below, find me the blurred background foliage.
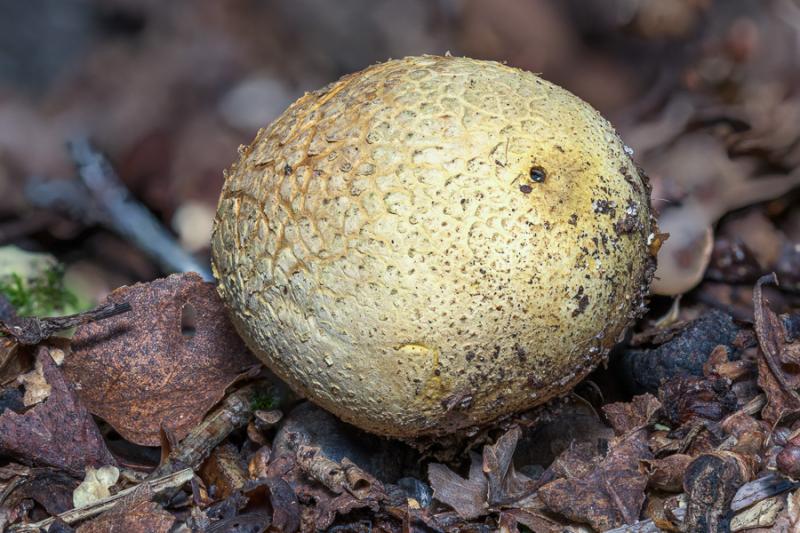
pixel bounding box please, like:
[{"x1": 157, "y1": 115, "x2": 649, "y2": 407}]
[{"x1": 0, "y1": 0, "x2": 798, "y2": 310}]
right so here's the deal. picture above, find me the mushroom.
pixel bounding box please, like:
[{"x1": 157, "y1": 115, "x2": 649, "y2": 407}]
[{"x1": 211, "y1": 55, "x2": 658, "y2": 438}]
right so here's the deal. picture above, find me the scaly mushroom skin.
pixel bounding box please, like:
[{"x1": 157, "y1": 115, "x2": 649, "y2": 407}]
[{"x1": 212, "y1": 56, "x2": 658, "y2": 438}]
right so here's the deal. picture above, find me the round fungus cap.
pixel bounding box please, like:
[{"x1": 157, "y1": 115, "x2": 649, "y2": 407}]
[{"x1": 212, "y1": 55, "x2": 658, "y2": 438}]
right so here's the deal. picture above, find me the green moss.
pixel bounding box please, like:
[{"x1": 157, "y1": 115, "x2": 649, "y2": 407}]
[
  {"x1": 0, "y1": 264, "x2": 81, "y2": 317},
  {"x1": 250, "y1": 391, "x2": 277, "y2": 411}
]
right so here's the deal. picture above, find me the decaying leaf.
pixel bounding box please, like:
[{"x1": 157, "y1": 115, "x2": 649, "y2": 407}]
[
  {"x1": 73, "y1": 466, "x2": 120, "y2": 508},
  {"x1": 754, "y1": 488, "x2": 800, "y2": 533},
  {"x1": 0, "y1": 337, "x2": 29, "y2": 386},
  {"x1": 683, "y1": 451, "x2": 754, "y2": 532},
  {"x1": 659, "y1": 375, "x2": 738, "y2": 427},
  {"x1": 788, "y1": 487, "x2": 800, "y2": 531},
  {"x1": 753, "y1": 274, "x2": 800, "y2": 425},
  {"x1": 538, "y1": 428, "x2": 652, "y2": 531},
  {"x1": 4, "y1": 468, "x2": 79, "y2": 516},
  {"x1": 428, "y1": 452, "x2": 487, "y2": 520},
  {"x1": 641, "y1": 454, "x2": 694, "y2": 492},
  {"x1": 500, "y1": 506, "x2": 571, "y2": 533},
  {"x1": 0, "y1": 346, "x2": 116, "y2": 475},
  {"x1": 65, "y1": 273, "x2": 260, "y2": 446},
  {"x1": 778, "y1": 435, "x2": 800, "y2": 480},
  {"x1": 730, "y1": 495, "x2": 782, "y2": 531},
  {"x1": 513, "y1": 398, "x2": 614, "y2": 470},
  {"x1": 482, "y1": 426, "x2": 540, "y2": 507},
  {"x1": 266, "y1": 449, "x2": 383, "y2": 532},
  {"x1": 75, "y1": 488, "x2": 175, "y2": 533},
  {"x1": 428, "y1": 427, "x2": 538, "y2": 520},
  {"x1": 229, "y1": 476, "x2": 300, "y2": 533},
  {"x1": 602, "y1": 393, "x2": 662, "y2": 435},
  {"x1": 200, "y1": 443, "x2": 248, "y2": 500}
]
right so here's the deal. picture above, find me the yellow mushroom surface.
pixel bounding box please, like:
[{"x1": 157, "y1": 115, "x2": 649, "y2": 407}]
[{"x1": 212, "y1": 55, "x2": 658, "y2": 438}]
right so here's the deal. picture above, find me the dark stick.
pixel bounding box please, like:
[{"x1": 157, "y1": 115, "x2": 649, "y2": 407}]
[
  {"x1": 25, "y1": 138, "x2": 212, "y2": 280},
  {"x1": 0, "y1": 301, "x2": 132, "y2": 345}
]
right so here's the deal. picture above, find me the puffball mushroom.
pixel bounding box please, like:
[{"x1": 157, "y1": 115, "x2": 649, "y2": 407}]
[{"x1": 212, "y1": 55, "x2": 658, "y2": 438}]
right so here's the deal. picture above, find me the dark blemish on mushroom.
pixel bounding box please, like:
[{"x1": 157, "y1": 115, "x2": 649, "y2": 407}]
[
  {"x1": 519, "y1": 183, "x2": 532, "y2": 194},
  {"x1": 592, "y1": 199, "x2": 617, "y2": 217},
  {"x1": 515, "y1": 344, "x2": 526, "y2": 361},
  {"x1": 284, "y1": 164, "x2": 292, "y2": 176},
  {"x1": 526, "y1": 373, "x2": 544, "y2": 388},
  {"x1": 572, "y1": 289, "x2": 590, "y2": 317},
  {"x1": 614, "y1": 200, "x2": 641, "y2": 235},
  {"x1": 614, "y1": 214, "x2": 638, "y2": 235},
  {"x1": 529, "y1": 166, "x2": 546, "y2": 183},
  {"x1": 568, "y1": 213, "x2": 578, "y2": 225},
  {"x1": 620, "y1": 164, "x2": 642, "y2": 193}
]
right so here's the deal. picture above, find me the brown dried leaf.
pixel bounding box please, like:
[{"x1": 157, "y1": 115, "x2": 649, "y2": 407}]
[
  {"x1": 0, "y1": 346, "x2": 116, "y2": 475},
  {"x1": 659, "y1": 375, "x2": 738, "y2": 426},
  {"x1": 218, "y1": 475, "x2": 299, "y2": 533},
  {"x1": 513, "y1": 398, "x2": 614, "y2": 470},
  {"x1": 269, "y1": 450, "x2": 383, "y2": 532},
  {"x1": 263, "y1": 477, "x2": 300, "y2": 532},
  {"x1": 730, "y1": 496, "x2": 783, "y2": 531},
  {"x1": 200, "y1": 443, "x2": 247, "y2": 500},
  {"x1": 5, "y1": 468, "x2": 79, "y2": 516},
  {"x1": 754, "y1": 274, "x2": 800, "y2": 425},
  {"x1": 482, "y1": 426, "x2": 538, "y2": 506},
  {"x1": 0, "y1": 462, "x2": 30, "y2": 480},
  {"x1": 683, "y1": 451, "x2": 753, "y2": 532},
  {"x1": 641, "y1": 454, "x2": 693, "y2": 492},
  {"x1": 500, "y1": 507, "x2": 569, "y2": 533},
  {"x1": 0, "y1": 337, "x2": 29, "y2": 386},
  {"x1": 65, "y1": 273, "x2": 260, "y2": 446},
  {"x1": 428, "y1": 452, "x2": 487, "y2": 520},
  {"x1": 548, "y1": 441, "x2": 599, "y2": 480},
  {"x1": 428, "y1": 427, "x2": 538, "y2": 520},
  {"x1": 602, "y1": 393, "x2": 662, "y2": 435},
  {"x1": 76, "y1": 497, "x2": 175, "y2": 533},
  {"x1": 538, "y1": 429, "x2": 652, "y2": 531},
  {"x1": 642, "y1": 492, "x2": 684, "y2": 532},
  {"x1": 788, "y1": 487, "x2": 800, "y2": 531}
]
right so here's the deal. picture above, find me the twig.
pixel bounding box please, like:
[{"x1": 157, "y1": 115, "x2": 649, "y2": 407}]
[
  {"x1": 0, "y1": 301, "x2": 131, "y2": 345},
  {"x1": 9, "y1": 468, "x2": 193, "y2": 531},
  {"x1": 25, "y1": 138, "x2": 212, "y2": 280},
  {"x1": 148, "y1": 382, "x2": 264, "y2": 479}
]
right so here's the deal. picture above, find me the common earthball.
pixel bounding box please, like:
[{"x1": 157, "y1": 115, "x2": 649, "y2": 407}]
[{"x1": 211, "y1": 55, "x2": 659, "y2": 438}]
